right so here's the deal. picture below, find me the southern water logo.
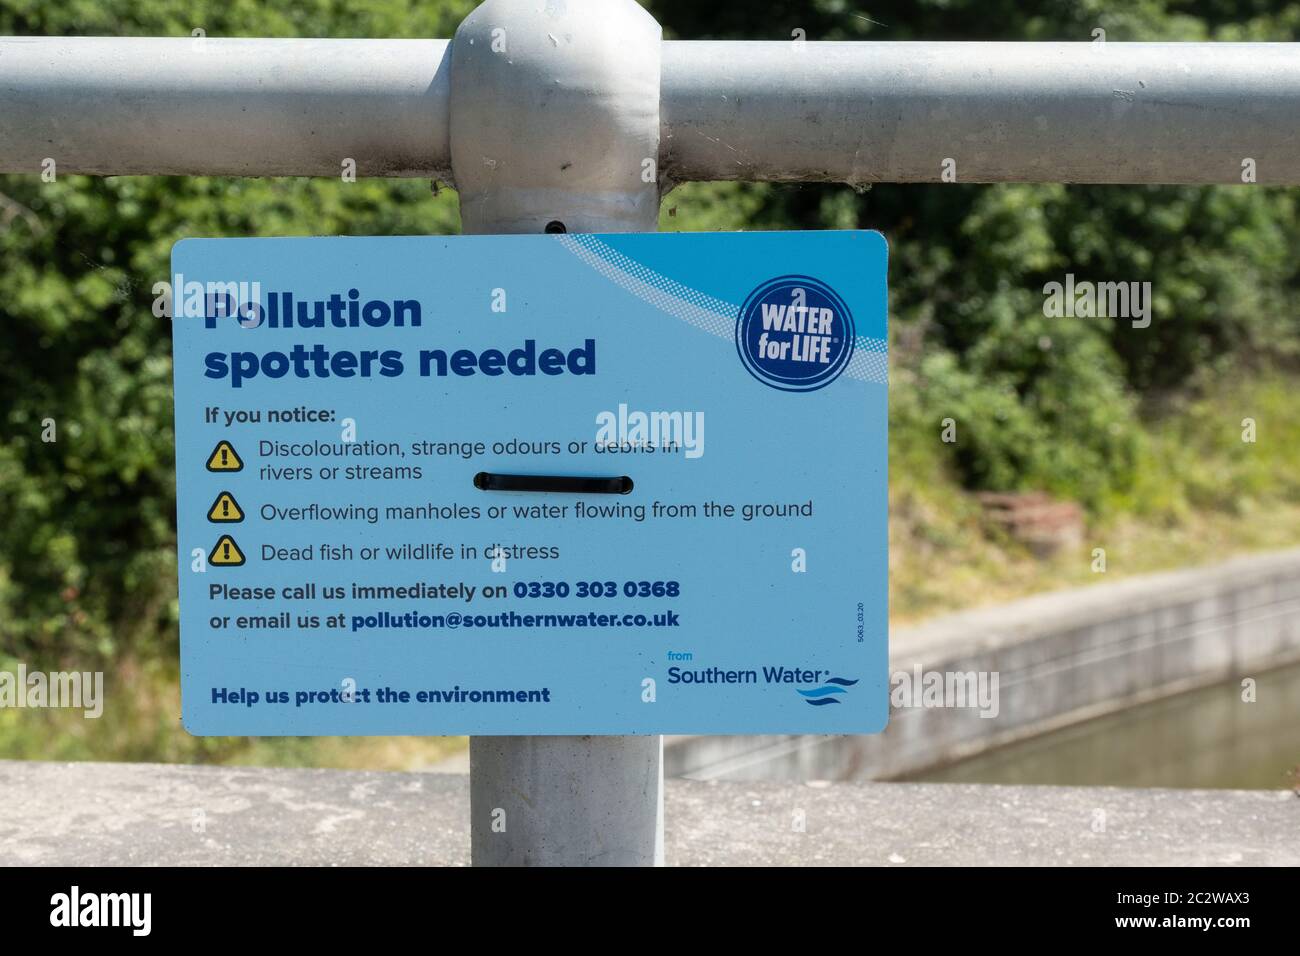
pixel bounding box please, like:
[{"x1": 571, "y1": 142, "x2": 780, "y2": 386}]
[{"x1": 797, "y1": 676, "x2": 858, "y2": 706}]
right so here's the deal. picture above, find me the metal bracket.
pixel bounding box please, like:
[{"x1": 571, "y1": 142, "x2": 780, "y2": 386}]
[{"x1": 448, "y1": 0, "x2": 662, "y2": 235}]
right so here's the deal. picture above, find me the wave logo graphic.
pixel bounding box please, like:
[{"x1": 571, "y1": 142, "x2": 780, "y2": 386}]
[
  {"x1": 555, "y1": 235, "x2": 888, "y2": 386},
  {"x1": 797, "y1": 676, "x2": 858, "y2": 706}
]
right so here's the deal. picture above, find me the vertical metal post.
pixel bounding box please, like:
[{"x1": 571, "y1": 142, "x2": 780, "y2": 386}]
[{"x1": 450, "y1": 0, "x2": 664, "y2": 866}]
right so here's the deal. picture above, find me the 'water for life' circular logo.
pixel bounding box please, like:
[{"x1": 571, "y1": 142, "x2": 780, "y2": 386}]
[{"x1": 735, "y1": 276, "x2": 855, "y2": 392}]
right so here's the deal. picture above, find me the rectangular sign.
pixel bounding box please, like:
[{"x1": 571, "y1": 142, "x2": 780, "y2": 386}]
[{"x1": 172, "y1": 231, "x2": 888, "y2": 734}]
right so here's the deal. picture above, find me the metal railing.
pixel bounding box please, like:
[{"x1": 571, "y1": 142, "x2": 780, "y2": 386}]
[{"x1": 3, "y1": 38, "x2": 1298, "y2": 184}]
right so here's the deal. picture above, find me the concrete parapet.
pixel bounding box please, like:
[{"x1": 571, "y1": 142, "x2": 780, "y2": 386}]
[{"x1": 1, "y1": 760, "x2": 1295, "y2": 866}]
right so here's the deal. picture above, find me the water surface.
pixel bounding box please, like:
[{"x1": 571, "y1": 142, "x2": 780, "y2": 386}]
[{"x1": 912, "y1": 661, "x2": 1300, "y2": 790}]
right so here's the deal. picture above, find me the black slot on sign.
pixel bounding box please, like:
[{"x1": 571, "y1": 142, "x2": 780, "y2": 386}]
[{"x1": 473, "y1": 472, "x2": 633, "y2": 495}]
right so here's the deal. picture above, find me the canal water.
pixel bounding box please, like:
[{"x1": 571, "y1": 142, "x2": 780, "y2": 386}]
[{"x1": 911, "y1": 661, "x2": 1300, "y2": 790}]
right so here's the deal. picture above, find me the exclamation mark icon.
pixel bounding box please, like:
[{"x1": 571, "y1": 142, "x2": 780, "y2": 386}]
[
  {"x1": 207, "y1": 492, "x2": 244, "y2": 523},
  {"x1": 206, "y1": 441, "x2": 243, "y2": 472},
  {"x1": 209, "y1": 535, "x2": 245, "y2": 566}
]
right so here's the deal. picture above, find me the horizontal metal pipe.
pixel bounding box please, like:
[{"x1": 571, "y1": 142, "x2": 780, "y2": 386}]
[
  {"x1": 0, "y1": 37, "x2": 451, "y2": 178},
  {"x1": 1, "y1": 38, "x2": 1298, "y2": 185},
  {"x1": 660, "y1": 41, "x2": 1300, "y2": 185}
]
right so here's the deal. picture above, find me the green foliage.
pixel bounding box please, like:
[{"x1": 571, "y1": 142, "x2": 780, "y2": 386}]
[
  {"x1": 651, "y1": 0, "x2": 1300, "y2": 507},
  {"x1": 0, "y1": 174, "x2": 465, "y2": 667},
  {"x1": 1129, "y1": 372, "x2": 1300, "y2": 518},
  {"x1": 0, "y1": 0, "x2": 468, "y2": 675}
]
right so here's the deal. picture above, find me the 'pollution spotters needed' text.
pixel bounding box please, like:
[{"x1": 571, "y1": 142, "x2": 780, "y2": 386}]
[{"x1": 180, "y1": 280, "x2": 595, "y2": 388}]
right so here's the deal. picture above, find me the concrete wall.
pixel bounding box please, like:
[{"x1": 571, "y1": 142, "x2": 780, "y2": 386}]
[
  {"x1": 666, "y1": 548, "x2": 1300, "y2": 782},
  {"x1": 2, "y1": 760, "x2": 1295, "y2": 866}
]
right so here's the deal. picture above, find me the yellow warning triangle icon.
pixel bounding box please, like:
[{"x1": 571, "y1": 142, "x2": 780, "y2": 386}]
[
  {"x1": 207, "y1": 491, "x2": 244, "y2": 523},
  {"x1": 206, "y1": 441, "x2": 243, "y2": 472},
  {"x1": 209, "y1": 535, "x2": 246, "y2": 567}
]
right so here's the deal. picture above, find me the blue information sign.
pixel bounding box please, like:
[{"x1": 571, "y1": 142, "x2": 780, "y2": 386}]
[{"x1": 172, "y1": 231, "x2": 888, "y2": 735}]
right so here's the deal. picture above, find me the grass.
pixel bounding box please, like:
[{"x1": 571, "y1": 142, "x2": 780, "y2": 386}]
[
  {"x1": 890, "y1": 370, "x2": 1300, "y2": 622},
  {"x1": 0, "y1": 662, "x2": 464, "y2": 770}
]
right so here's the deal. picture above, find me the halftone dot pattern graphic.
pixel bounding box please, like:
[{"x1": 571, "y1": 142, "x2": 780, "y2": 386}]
[{"x1": 559, "y1": 234, "x2": 887, "y2": 385}]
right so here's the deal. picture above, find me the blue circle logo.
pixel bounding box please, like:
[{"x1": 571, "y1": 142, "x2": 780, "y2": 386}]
[{"x1": 735, "y1": 276, "x2": 855, "y2": 392}]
